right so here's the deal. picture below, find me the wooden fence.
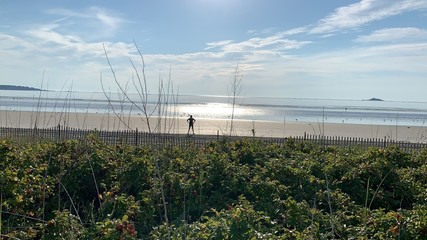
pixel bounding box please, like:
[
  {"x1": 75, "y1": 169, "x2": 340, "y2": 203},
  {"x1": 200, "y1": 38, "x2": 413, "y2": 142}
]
[
  {"x1": 0, "y1": 126, "x2": 216, "y2": 148},
  {"x1": 297, "y1": 133, "x2": 427, "y2": 151},
  {"x1": 0, "y1": 126, "x2": 426, "y2": 151}
]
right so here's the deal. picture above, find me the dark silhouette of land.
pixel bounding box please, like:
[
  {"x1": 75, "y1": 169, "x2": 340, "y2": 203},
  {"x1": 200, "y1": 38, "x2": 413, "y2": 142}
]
[
  {"x1": 0, "y1": 85, "x2": 43, "y2": 91},
  {"x1": 366, "y1": 97, "x2": 384, "y2": 101}
]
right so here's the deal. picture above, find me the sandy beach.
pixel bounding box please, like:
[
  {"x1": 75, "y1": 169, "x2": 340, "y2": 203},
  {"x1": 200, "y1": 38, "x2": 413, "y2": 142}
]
[{"x1": 1, "y1": 110, "x2": 427, "y2": 143}]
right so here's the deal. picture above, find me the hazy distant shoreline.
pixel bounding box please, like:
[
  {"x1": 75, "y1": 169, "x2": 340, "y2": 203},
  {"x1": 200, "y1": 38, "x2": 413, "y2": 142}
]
[{"x1": 0, "y1": 85, "x2": 43, "y2": 91}]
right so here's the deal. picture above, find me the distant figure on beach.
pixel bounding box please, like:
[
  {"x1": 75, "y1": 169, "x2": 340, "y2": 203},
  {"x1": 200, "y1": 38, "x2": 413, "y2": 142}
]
[{"x1": 187, "y1": 115, "x2": 196, "y2": 135}]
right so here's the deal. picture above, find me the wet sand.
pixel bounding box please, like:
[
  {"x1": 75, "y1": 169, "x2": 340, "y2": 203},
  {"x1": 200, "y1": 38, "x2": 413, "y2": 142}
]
[{"x1": 1, "y1": 110, "x2": 427, "y2": 142}]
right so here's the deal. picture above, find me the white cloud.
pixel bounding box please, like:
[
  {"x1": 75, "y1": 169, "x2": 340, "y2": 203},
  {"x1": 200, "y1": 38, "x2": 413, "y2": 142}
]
[
  {"x1": 5, "y1": 25, "x2": 311, "y2": 92},
  {"x1": 311, "y1": 0, "x2": 427, "y2": 34},
  {"x1": 248, "y1": 27, "x2": 307, "y2": 37},
  {"x1": 355, "y1": 27, "x2": 427, "y2": 42},
  {"x1": 292, "y1": 42, "x2": 427, "y2": 77},
  {"x1": 23, "y1": 23, "x2": 135, "y2": 58},
  {"x1": 44, "y1": 8, "x2": 88, "y2": 18},
  {"x1": 247, "y1": 29, "x2": 257, "y2": 35},
  {"x1": 26, "y1": 24, "x2": 81, "y2": 46},
  {"x1": 282, "y1": 27, "x2": 308, "y2": 36},
  {"x1": 205, "y1": 40, "x2": 234, "y2": 50},
  {"x1": 44, "y1": 7, "x2": 126, "y2": 34},
  {"x1": 206, "y1": 32, "x2": 311, "y2": 54},
  {"x1": 0, "y1": 33, "x2": 35, "y2": 51},
  {"x1": 90, "y1": 7, "x2": 124, "y2": 30}
]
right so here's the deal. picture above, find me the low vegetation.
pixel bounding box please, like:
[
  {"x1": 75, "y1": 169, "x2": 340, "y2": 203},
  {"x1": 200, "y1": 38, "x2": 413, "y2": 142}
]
[{"x1": 0, "y1": 136, "x2": 426, "y2": 239}]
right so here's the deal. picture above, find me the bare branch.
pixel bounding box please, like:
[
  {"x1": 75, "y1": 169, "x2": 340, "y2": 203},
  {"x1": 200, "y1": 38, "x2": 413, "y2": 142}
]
[
  {"x1": 100, "y1": 73, "x2": 133, "y2": 130},
  {"x1": 102, "y1": 41, "x2": 178, "y2": 134},
  {"x1": 229, "y1": 62, "x2": 244, "y2": 135}
]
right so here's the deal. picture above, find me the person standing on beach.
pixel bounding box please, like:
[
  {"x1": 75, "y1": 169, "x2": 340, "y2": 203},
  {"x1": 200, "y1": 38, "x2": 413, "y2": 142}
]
[{"x1": 187, "y1": 115, "x2": 196, "y2": 135}]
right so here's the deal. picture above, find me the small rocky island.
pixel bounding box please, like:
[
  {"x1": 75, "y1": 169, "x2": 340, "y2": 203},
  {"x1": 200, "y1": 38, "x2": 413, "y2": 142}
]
[
  {"x1": 366, "y1": 97, "x2": 384, "y2": 101},
  {"x1": 0, "y1": 85, "x2": 43, "y2": 91}
]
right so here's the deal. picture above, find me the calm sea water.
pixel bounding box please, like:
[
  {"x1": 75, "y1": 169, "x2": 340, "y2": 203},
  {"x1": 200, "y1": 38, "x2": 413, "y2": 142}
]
[{"x1": 1, "y1": 90, "x2": 427, "y2": 127}]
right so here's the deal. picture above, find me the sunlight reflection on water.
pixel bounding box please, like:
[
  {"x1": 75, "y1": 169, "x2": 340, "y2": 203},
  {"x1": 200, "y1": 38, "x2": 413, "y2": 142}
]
[{"x1": 179, "y1": 103, "x2": 266, "y2": 120}]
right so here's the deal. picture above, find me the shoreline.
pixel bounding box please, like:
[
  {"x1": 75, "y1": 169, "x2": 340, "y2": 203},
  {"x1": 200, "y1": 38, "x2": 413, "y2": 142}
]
[{"x1": 1, "y1": 110, "x2": 427, "y2": 143}]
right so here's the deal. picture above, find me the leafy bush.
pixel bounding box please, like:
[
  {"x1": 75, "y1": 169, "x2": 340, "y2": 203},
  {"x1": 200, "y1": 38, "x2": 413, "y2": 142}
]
[{"x1": 0, "y1": 137, "x2": 426, "y2": 239}]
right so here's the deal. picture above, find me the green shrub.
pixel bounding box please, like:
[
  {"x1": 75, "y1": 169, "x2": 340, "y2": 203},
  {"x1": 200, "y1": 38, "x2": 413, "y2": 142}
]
[{"x1": 0, "y1": 137, "x2": 426, "y2": 239}]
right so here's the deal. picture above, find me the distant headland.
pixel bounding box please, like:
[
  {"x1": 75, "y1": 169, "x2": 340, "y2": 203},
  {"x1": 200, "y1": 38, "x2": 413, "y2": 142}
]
[{"x1": 0, "y1": 85, "x2": 43, "y2": 91}]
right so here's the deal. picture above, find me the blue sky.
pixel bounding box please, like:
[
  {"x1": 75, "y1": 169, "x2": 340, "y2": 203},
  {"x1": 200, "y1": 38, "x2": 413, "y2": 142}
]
[{"x1": 1, "y1": 0, "x2": 427, "y2": 101}]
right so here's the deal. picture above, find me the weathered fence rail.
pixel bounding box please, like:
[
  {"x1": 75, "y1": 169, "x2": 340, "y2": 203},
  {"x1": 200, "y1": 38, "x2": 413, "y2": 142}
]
[
  {"x1": 0, "y1": 126, "x2": 426, "y2": 151},
  {"x1": 0, "y1": 126, "x2": 221, "y2": 148}
]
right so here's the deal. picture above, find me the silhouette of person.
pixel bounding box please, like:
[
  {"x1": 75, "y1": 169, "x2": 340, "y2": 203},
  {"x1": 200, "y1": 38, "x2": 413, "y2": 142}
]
[{"x1": 187, "y1": 115, "x2": 196, "y2": 135}]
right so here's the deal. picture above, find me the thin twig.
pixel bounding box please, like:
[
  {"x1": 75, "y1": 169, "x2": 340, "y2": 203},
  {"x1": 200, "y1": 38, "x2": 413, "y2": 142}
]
[
  {"x1": 56, "y1": 178, "x2": 83, "y2": 225},
  {"x1": 100, "y1": 73, "x2": 133, "y2": 130},
  {"x1": 154, "y1": 159, "x2": 170, "y2": 240},
  {"x1": 88, "y1": 159, "x2": 102, "y2": 207},
  {"x1": 1, "y1": 210, "x2": 46, "y2": 223},
  {"x1": 0, "y1": 184, "x2": 2, "y2": 237},
  {"x1": 41, "y1": 152, "x2": 53, "y2": 240},
  {"x1": 324, "y1": 172, "x2": 335, "y2": 239},
  {"x1": 368, "y1": 170, "x2": 392, "y2": 209},
  {"x1": 1, "y1": 233, "x2": 21, "y2": 240}
]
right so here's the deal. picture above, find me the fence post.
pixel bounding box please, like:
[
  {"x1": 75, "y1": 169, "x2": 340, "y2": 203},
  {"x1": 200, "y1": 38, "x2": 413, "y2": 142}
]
[
  {"x1": 135, "y1": 128, "x2": 139, "y2": 146},
  {"x1": 57, "y1": 124, "x2": 61, "y2": 142}
]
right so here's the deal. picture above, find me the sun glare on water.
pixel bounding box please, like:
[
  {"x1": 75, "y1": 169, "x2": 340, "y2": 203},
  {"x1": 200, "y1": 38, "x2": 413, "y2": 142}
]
[{"x1": 180, "y1": 102, "x2": 259, "y2": 119}]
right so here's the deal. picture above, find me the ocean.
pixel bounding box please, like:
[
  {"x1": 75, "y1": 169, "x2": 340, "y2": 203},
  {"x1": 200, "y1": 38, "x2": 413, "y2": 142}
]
[{"x1": 1, "y1": 90, "x2": 427, "y2": 128}]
